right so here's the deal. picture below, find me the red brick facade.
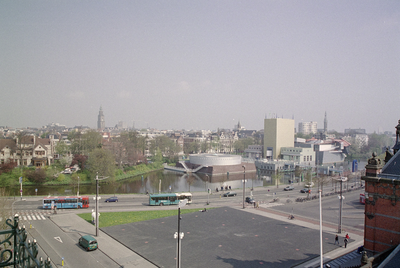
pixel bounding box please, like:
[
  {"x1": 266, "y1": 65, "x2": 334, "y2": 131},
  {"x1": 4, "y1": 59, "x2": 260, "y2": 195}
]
[{"x1": 363, "y1": 175, "x2": 400, "y2": 253}]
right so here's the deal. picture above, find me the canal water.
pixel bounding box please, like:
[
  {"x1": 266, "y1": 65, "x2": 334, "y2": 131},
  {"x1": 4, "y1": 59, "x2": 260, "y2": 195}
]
[
  {"x1": 8, "y1": 160, "x2": 362, "y2": 197},
  {"x1": 7, "y1": 170, "x2": 295, "y2": 197}
]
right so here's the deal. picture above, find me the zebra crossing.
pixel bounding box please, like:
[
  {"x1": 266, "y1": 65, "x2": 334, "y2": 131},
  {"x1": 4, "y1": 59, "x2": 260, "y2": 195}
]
[{"x1": 13, "y1": 210, "x2": 52, "y2": 221}]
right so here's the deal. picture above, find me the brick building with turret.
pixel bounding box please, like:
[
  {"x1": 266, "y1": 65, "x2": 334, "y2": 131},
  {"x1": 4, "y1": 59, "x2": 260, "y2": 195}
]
[{"x1": 361, "y1": 119, "x2": 400, "y2": 254}]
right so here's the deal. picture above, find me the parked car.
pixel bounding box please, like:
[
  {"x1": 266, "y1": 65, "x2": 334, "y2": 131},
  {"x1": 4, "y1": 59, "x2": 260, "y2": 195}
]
[
  {"x1": 300, "y1": 188, "x2": 310, "y2": 193},
  {"x1": 305, "y1": 182, "x2": 314, "y2": 188},
  {"x1": 105, "y1": 196, "x2": 118, "y2": 202},
  {"x1": 223, "y1": 191, "x2": 237, "y2": 197},
  {"x1": 61, "y1": 168, "x2": 72, "y2": 174},
  {"x1": 245, "y1": 197, "x2": 255, "y2": 204},
  {"x1": 284, "y1": 186, "x2": 294, "y2": 191},
  {"x1": 79, "y1": 235, "x2": 98, "y2": 251}
]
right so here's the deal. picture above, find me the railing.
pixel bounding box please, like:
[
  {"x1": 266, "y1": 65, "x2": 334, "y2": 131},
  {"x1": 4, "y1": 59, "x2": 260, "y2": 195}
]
[
  {"x1": 0, "y1": 215, "x2": 52, "y2": 268},
  {"x1": 163, "y1": 162, "x2": 204, "y2": 173}
]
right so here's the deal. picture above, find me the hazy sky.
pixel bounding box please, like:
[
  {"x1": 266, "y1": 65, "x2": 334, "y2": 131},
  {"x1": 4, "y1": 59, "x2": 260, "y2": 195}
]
[{"x1": 1, "y1": 1, "x2": 399, "y2": 133}]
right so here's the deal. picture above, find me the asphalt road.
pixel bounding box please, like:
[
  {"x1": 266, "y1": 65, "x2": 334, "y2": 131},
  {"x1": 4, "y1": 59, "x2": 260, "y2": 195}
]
[
  {"x1": 8, "y1": 183, "x2": 364, "y2": 267},
  {"x1": 12, "y1": 183, "x2": 364, "y2": 228},
  {"x1": 102, "y1": 206, "x2": 352, "y2": 268},
  {"x1": 27, "y1": 216, "x2": 118, "y2": 267}
]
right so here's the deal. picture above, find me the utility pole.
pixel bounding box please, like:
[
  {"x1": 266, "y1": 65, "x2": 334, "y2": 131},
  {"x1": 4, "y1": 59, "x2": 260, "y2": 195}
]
[
  {"x1": 338, "y1": 177, "x2": 347, "y2": 233},
  {"x1": 175, "y1": 199, "x2": 187, "y2": 268},
  {"x1": 242, "y1": 165, "x2": 246, "y2": 209},
  {"x1": 95, "y1": 173, "x2": 108, "y2": 237},
  {"x1": 319, "y1": 190, "x2": 323, "y2": 268},
  {"x1": 19, "y1": 176, "x2": 23, "y2": 200},
  {"x1": 206, "y1": 174, "x2": 210, "y2": 205}
]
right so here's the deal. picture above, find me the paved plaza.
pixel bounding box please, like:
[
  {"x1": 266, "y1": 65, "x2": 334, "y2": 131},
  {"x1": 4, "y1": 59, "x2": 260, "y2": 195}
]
[{"x1": 102, "y1": 206, "x2": 355, "y2": 268}]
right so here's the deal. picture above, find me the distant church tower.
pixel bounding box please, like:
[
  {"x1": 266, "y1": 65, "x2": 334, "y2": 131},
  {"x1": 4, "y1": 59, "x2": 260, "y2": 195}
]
[
  {"x1": 97, "y1": 106, "x2": 105, "y2": 131},
  {"x1": 322, "y1": 111, "x2": 328, "y2": 140}
]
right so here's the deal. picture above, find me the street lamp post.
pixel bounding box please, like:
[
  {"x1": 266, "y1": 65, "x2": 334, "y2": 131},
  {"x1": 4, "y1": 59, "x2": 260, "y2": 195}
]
[
  {"x1": 19, "y1": 176, "x2": 23, "y2": 200},
  {"x1": 337, "y1": 176, "x2": 347, "y2": 233},
  {"x1": 319, "y1": 190, "x2": 323, "y2": 268},
  {"x1": 175, "y1": 199, "x2": 187, "y2": 268},
  {"x1": 242, "y1": 165, "x2": 246, "y2": 209},
  {"x1": 94, "y1": 173, "x2": 108, "y2": 237},
  {"x1": 96, "y1": 175, "x2": 99, "y2": 237},
  {"x1": 77, "y1": 176, "x2": 80, "y2": 196},
  {"x1": 206, "y1": 175, "x2": 210, "y2": 205}
]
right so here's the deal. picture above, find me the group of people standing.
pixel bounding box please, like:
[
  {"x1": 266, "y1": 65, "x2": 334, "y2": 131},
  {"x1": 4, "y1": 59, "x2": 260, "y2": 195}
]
[{"x1": 334, "y1": 233, "x2": 350, "y2": 248}]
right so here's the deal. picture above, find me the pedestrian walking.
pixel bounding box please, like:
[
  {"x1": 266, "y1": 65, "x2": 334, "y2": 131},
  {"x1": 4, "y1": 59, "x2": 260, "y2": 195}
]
[
  {"x1": 334, "y1": 235, "x2": 339, "y2": 245},
  {"x1": 344, "y1": 237, "x2": 348, "y2": 248}
]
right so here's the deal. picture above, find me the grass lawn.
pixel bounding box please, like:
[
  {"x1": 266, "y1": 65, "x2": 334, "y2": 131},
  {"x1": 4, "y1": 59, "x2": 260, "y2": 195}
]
[{"x1": 78, "y1": 208, "x2": 212, "y2": 228}]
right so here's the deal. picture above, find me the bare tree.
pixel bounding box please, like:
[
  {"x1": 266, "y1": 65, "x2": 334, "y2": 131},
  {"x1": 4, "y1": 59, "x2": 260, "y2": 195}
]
[
  {"x1": 13, "y1": 131, "x2": 32, "y2": 167},
  {"x1": 315, "y1": 174, "x2": 329, "y2": 195}
]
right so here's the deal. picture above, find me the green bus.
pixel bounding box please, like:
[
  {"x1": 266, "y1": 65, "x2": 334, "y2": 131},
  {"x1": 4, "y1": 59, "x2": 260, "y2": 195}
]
[{"x1": 149, "y1": 193, "x2": 192, "y2": 206}]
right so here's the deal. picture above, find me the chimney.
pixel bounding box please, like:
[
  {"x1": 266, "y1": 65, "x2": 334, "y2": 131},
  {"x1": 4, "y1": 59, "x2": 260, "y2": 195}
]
[{"x1": 365, "y1": 152, "x2": 382, "y2": 177}]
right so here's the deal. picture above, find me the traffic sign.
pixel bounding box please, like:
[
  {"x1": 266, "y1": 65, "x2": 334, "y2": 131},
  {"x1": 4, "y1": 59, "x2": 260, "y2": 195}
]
[{"x1": 178, "y1": 199, "x2": 188, "y2": 208}]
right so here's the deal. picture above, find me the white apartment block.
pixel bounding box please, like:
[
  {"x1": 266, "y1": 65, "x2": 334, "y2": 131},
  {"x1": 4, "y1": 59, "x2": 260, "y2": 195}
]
[{"x1": 298, "y1": 121, "x2": 317, "y2": 135}]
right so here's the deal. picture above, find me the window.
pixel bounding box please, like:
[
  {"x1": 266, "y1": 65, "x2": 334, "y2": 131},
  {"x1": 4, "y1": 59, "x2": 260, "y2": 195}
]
[
  {"x1": 304, "y1": 156, "x2": 306, "y2": 162},
  {"x1": 310, "y1": 156, "x2": 312, "y2": 161}
]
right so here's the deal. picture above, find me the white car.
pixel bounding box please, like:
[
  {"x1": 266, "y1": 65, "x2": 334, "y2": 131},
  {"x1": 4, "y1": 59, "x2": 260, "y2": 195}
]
[{"x1": 61, "y1": 168, "x2": 72, "y2": 174}]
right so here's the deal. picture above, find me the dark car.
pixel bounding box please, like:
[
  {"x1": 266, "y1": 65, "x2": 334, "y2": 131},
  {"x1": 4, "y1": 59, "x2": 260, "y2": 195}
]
[
  {"x1": 245, "y1": 197, "x2": 255, "y2": 204},
  {"x1": 300, "y1": 188, "x2": 310, "y2": 193},
  {"x1": 105, "y1": 196, "x2": 118, "y2": 202},
  {"x1": 79, "y1": 235, "x2": 98, "y2": 251},
  {"x1": 284, "y1": 186, "x2": 294, "y2": 191},
  {"x1": 223, "y1": 191, "x2": 237, "y2": 197}
]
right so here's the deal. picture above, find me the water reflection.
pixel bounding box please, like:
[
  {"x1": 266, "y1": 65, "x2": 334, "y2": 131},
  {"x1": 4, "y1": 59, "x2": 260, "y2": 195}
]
[{"x1": 7, "y1": 170, "x2": 300, "y2": 196}]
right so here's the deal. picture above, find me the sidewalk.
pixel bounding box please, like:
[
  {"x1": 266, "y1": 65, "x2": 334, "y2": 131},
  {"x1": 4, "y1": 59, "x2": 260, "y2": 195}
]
[
  {"x1": 236, "y1": 205, "x2": 364, "y2": 268},
  {"x1": 49, "y1": 213, "x2": 158, "y2": 268}
]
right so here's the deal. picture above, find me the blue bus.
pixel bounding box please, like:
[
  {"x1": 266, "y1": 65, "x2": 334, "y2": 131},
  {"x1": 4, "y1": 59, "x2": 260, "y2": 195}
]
[
  {"x1": 149, "y1": 193, "x2": 192, "y2": 206},
  {"x1": 43, "y1": 196, "x2": 89, "y2": 209}
]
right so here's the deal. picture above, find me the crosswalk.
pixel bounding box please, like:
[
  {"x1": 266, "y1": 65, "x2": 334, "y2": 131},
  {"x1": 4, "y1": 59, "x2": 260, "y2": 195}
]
[{"x1": 11, "y1": 211, "x2": 52, "y2": 221}]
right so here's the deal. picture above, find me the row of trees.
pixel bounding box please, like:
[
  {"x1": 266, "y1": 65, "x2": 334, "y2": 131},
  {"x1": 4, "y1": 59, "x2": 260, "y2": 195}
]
[{"x1": 1, "y1": 129, "x2": 263, "y2": 186}]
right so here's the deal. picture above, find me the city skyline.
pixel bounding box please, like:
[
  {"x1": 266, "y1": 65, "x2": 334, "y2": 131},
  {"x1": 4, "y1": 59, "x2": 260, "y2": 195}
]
[{"x1": 1, "y1": 1, "x2": 399, "y2": 133}]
